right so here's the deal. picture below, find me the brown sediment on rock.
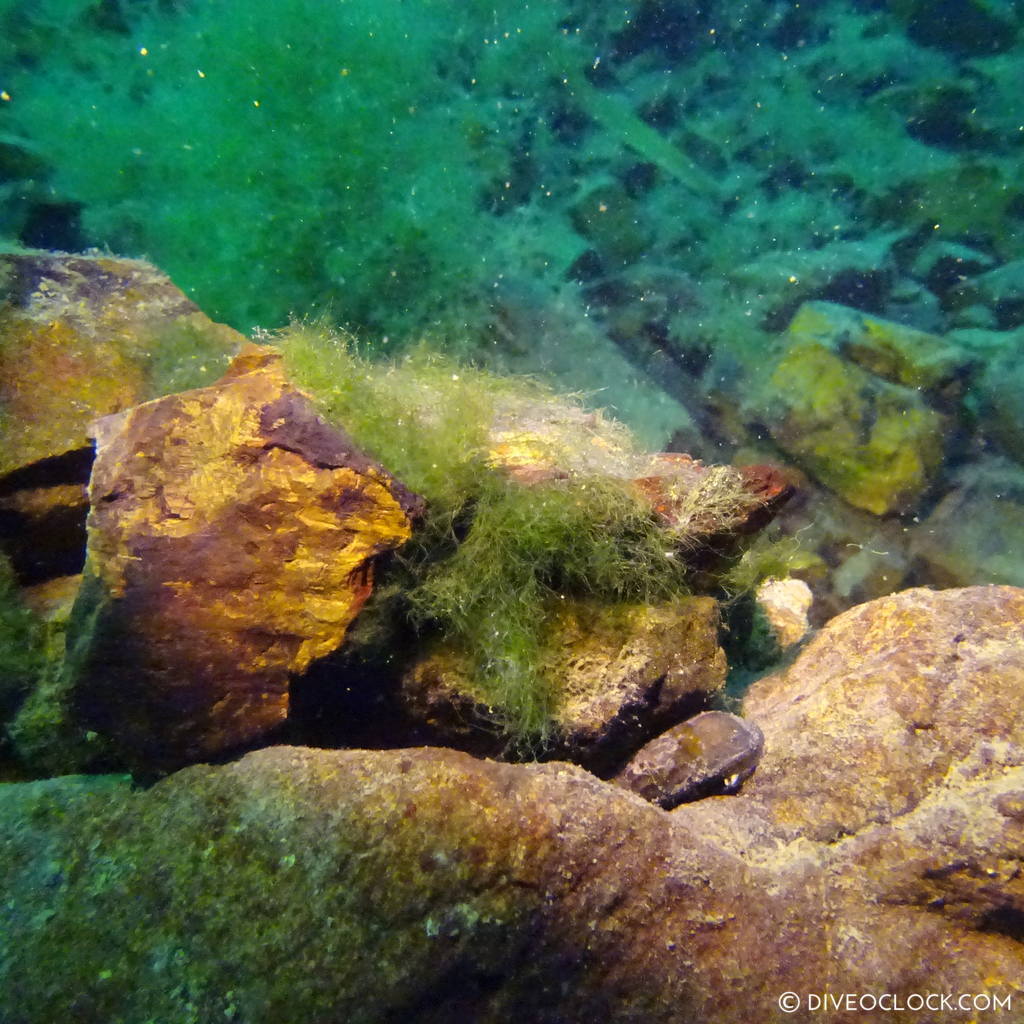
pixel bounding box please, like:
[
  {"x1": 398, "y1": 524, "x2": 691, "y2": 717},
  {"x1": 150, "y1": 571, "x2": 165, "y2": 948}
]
[{"x1": 67, "y1": 345, "x2": 421, "y2": 771}]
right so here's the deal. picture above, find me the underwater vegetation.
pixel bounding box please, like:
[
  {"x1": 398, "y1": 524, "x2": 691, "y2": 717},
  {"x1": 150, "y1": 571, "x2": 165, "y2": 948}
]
[
  {"x1": 3, "y1": 0, "x2": 1020, "y2": 384},
  {"x1": 0, "y1": 0, "x2": 584, "y2": 337},
  {"x1": 279, "y1": 323, "x2": 714, "y2": 744}
]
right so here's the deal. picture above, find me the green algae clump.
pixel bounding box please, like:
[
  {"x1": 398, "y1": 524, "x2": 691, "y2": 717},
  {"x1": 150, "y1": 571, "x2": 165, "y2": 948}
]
[{"x1": 278, "y1": 324, "x2": 695, "y2": 748}]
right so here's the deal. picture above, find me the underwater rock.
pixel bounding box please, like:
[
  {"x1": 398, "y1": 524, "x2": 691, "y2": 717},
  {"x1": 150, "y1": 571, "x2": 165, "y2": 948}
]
[
  {"x1": 0, "y1": 251, "x2": 241, "y2": 475},
  {"x1": 726, "y1": 235, "x2": 898, "y2": 324},
  {"x1": 910, "y1": 458, "x2": 1024, "y2": 588},
  {"x1": 2, "y1": 585, "x2": 1022, "y2": 1023},
  {"x1": 0, "y1": 251, "x2": 242, "y2": 604},
  {"x1": 762, "y1": 324, "x2": 948, "y2": 516},
  {"x1": 971, "y1": 330, "x2": 1024, "y2": 464},
  {"x1": 910, "y1": 239, "x2": 996, "y2": 300},
  {"x1": 66, "y1": 345, "x2": 421, "y2": 771},
  {"x1": 486, "y1": 393, "x2": 788, "y2": 549},
  {"x1": 401, "y1": 597, "x2": 726, "y2": 771},
  {"x1": 633, "y1": 455, "x2": 793, "y2": 545},
  {"x1": 612, "y1": 709, "x2": 764, "y2": 809},
  {"x1": 754, "y1": 576, "x2": 813, "y2": 650},
  {"x1": 787, "y1": 300, "x2": 968, "y2": 395},
  {"x1": 737, "y1": 584, "x2": 1024, "y2": 843},
  {"x1": 958, "y1": 259, "x2": 1024, "y2": 328}
]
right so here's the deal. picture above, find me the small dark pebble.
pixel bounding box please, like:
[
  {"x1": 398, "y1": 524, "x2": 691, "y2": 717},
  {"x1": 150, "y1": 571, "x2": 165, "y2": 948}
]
[{"x1": 612, "y1": 710, "x2": 764, "y2": 810}]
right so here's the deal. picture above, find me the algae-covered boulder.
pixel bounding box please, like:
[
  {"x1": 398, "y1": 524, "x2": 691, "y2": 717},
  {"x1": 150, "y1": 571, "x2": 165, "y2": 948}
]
[
  {"x1": 1, "y1": 586, "x2": 1021, "y2": 1023},
  {"x1": 762, "y1": 302, "x2": 950, "y2": 515},
  {"x1": 787, "y1": 300, "x2": 968, "y2": 394}
]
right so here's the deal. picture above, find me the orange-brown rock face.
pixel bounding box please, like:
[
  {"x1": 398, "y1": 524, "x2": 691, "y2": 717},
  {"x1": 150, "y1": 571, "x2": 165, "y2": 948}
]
[{"x1": 70, "y1": 345, "x2": 421, "y2": 770}]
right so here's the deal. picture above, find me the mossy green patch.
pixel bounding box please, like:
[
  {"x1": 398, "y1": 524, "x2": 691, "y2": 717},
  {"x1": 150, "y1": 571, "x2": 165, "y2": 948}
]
[{"x1": 0, "y1": 554, "x2": 47, "y2": 719}]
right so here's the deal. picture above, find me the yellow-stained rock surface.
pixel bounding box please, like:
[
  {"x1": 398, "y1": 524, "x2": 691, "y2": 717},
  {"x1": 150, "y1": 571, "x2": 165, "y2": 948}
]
[
  {"x1": 765, "y1": 336, "x2": 947, "y2": 515},
  {"x1": 787, "y1": 299, "x2": 967, "y2": 392},
  {"x1": 0, "y1": 251, "x2": 242, "y2": 475},
  {"x1": 69, "y1": 345, "x2": 421, "y2": 770}
]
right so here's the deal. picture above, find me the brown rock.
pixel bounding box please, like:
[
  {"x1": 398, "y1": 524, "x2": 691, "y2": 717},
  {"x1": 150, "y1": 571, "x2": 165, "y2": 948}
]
[
  {"x1": 67, "y1": 345, "x2": 421, "y2": 770},
  {"x1": 613, "y1": 710, "x2": 764, "y2": 808},
  {"x1": 4, "y1": 589, "x2": 1023, "y2": 1024},
  {"x1": 401, "y1": 596, "x2": 727, "y2": 771},
  {"x1": 737, "y1": 584, "x2": 1024, "y2": 843}
]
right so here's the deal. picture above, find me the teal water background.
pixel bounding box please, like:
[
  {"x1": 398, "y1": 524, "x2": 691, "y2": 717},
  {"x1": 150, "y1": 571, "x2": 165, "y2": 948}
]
[{"x1": 1, "y1": 0, "x2": 1023, "y2": 592}]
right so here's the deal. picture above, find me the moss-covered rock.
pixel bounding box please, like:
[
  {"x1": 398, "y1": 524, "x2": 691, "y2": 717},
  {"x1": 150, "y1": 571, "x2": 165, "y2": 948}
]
[
  {"x1": 2, "y1": 586, "x2": 1022, "y2": 1022},
  {"x1": 401, "y1": 596, "x2": 726, "y2": 771},
  {"x1": 786, "y1": 300, "x2": 968, "y2": 394},
  {"x1": 763, "y1": 334, "x2": 947, "y2": 515}
]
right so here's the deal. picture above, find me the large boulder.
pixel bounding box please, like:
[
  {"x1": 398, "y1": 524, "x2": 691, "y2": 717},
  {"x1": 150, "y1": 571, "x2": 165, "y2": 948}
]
[
  {"x1": 1, "y1": 585, "x2": 1021, "y2": 1022},
  {"x1": 731, "y1": 584, "x2": 1024, "y2": 844}
]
